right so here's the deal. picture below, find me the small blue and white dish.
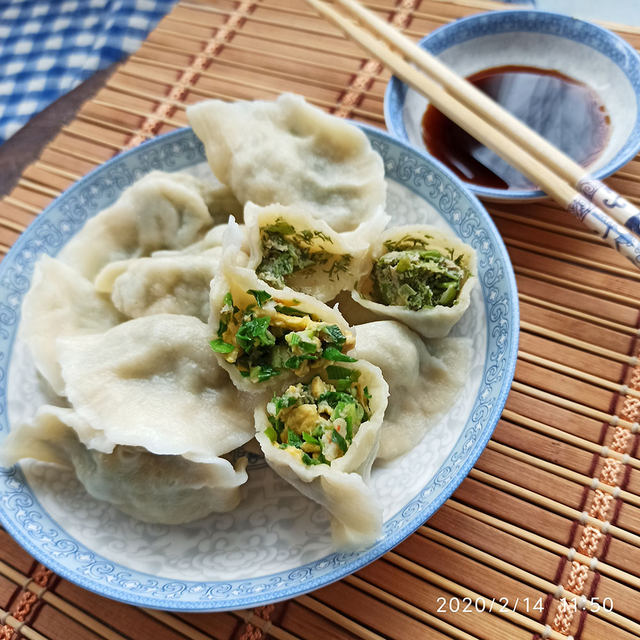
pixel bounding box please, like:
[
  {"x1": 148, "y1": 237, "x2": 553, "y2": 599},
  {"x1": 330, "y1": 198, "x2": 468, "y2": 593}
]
[{"x1": 385, "y1": 10, "x2": 640, "y2": 201}]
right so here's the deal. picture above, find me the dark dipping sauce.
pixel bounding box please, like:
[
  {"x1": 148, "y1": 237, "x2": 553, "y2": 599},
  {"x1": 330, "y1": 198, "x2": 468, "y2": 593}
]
[{"x1": 421, "y1": 65, "x2": 611, "y2": 190}]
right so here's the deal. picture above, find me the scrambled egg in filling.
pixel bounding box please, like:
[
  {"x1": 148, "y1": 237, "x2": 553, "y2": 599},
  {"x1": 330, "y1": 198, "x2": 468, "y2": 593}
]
[
  {"x1": 256, "y1": 218, "x2": 352, "y2": 289},
  {"x1": 370, "y1": 235, "x2": 469, "y2": 311},
  {"x1": 210, "y1": 289, "x2": 355, "y2": 383},
  {"x1": 264, "y1": 368, "x2": 370, "y2": 465}
]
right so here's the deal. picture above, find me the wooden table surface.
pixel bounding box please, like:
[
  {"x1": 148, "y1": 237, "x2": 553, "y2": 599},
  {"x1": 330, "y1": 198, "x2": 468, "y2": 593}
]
[{"x1": 1, "y1": 1, "x2": 640, "y2": 639}]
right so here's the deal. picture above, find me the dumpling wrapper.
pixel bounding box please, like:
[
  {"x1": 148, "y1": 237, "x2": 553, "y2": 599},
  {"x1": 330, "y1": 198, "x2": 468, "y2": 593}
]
[
  {"x1": 210, "y1": 225, "x2": 354, "y2": 394},
  {"x1": 351, "y1": 321, "x2": 471, "y2": 460},
  {"x1": 152, "y1": 222, "x2": 247, "y2": 258},
  {"x1": 94, "y1": 248, "x2": 224, "y2": 322},
  {"x1": 244, "y1": 202, "x2": 371, "y2": 302},
  {"x1": 57, "y1": 314, "x2": 257, "y2": 462},
  {"x1": 187, "y1": 94, "x2": 389, "y2": 239},
  {"x1": 351, "y1": 225, "x2": 477, "y2": 338},
  {"x1": 254, "y1": 360, "x2": 389, "y2": 549},
  {"x1": 1, "y1": 406, "x2": 248, "y2": 524},
  {"x1": 20, "y1": 256, "x2": 122, "y2": 395},
  {"x1": 58, "y1": 171, "x2": 238, "y2": 280}
]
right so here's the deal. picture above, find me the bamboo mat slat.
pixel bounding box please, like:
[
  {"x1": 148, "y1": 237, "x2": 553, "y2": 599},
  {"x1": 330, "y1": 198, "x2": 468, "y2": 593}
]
[{"x1": 1, "y1": 1, "x2": 640, "y2": 639}]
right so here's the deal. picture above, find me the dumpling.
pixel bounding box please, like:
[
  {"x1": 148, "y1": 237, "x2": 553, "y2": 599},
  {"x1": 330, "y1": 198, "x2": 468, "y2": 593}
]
[
  {"x1": 1, "y1": 406, "x2": 248, "y2": 524},
  {"x1": 351, "y1": 225, "x2": 477, "y2": 338},
  {"x1": 94, "y1": 249, "x2": 223, "y2": 322},
  {"x1": 56, "y1": 314, "x2": 256, "y2": 461},
  {"x1": 196, "y1": 182, "x2": 243, "y2": 221},
  {"x1": 58, "y1": 171, "x2": 237, "y2": 280},
  {"x1": 254, "y1": 360, "x2": 389, "y2": 548},
  {"x1": 151, "y1": 222, "x2": 247, "y2": 258},
  {"x1": 209, "y1": 228, "x2": 357, "y2": 393},
  {"x1": 351, "y1": 321, "x2": 471, "y2": 460},
  {"x1": 244, "y1": 202, "x2": 371, "y2": 301},
  {"x1": 19, "y1": 256, "x2": 122, "y2": 395},
  {"x1": 187, "y1": 94, "x2": 389, "y2": 237}
]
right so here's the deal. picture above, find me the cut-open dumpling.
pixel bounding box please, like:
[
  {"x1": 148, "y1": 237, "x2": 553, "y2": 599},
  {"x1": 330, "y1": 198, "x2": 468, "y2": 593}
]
[
  {"x1": 20, "y1": 256, "x2": 122, "y2": 395},
  {"x1": 94, "y1": 249, "x2": 223, "y2": 322},
  {"x1": 255, "y1": 360, "x2": 388, "y2": 548},
  {"x1": 57, "y1": 314, "x2": 256, "y2": 462},
  {"x1": 1, "y1": 406, "x2": 248, "y2": 524},
  {"x1": 187, "y1": 94, "x2": 388, "y2": 238},
  {"x1": 244, "y1": 202, "x2": 371, "y2": 301},
  {"x1": 351, "y1": 321, "x2": 471, "y2": 460},
  {"x1": 351, "y1": 225, "x2": 477, "y2": 338},
  {"x1": 209, "y1": 248, "x2": 356, "y2": 393},
  {"x1": 58, "y1": 171, "x2": 237, "y2": 280}
]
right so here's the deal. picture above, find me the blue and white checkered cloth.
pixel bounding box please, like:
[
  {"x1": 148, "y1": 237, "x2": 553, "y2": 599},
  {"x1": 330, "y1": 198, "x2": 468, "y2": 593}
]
[{"x1": 0, "y1": 0, "x2": 176, "y2": 144}]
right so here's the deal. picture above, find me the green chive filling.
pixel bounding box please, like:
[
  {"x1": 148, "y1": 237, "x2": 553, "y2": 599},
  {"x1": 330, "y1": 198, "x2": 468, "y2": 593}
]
[
  {"x1": 210, "y1": 290, "x2": 356, "y2": 383},
  {"x1": 256, "y1": 217, "x2": 353, "y2": 288},
  {"x1": 370, "y1": 238, "x2": 468, "y2": 311},
  {"x1": 265, "y1": 371, "x2": 370, "y2": 465}
]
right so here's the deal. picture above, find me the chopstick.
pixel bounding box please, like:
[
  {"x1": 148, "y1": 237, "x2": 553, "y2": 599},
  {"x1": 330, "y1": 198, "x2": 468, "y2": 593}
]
[
  {"x1": 305, "y1": 0, "x2": 640, "y2": 270},
  {"x1": 330, "y1": 0, "x2": 640, "y2": 235}
]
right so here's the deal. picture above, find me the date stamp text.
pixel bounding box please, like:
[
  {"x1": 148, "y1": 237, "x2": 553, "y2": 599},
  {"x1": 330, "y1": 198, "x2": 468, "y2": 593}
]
[{"x1": 436, "y1": 596, "x2": 614, "y2": 614}]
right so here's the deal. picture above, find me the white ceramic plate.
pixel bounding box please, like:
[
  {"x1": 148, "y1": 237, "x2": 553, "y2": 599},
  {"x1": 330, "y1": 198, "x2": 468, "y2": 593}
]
[{"x1": 0, "y1": 126, "x2": 518, "y2": 611}]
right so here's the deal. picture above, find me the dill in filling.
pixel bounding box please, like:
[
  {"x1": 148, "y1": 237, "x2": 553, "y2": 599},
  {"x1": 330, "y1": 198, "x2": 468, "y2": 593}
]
[
  {"x1": 209, "y1": 289, "x2": 356, "y2": 383},
  {"x1": 371, "y1": 235, "x2": 468, "y2": 311},
  {"x1": 264, "y1": 368, "x2": 371, "y2": 466},
  {"x1": 256, "y1": 218, "x2": 352, "y2": 288}
]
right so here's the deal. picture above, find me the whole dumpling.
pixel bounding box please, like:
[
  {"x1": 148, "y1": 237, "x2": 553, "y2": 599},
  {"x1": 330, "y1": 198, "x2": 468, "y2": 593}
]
[
  {"x1": 56, "y1": 314, "x2": 257, "y2": 462},
  {"x1": 243, "y1": 202, "x2": 372, "y2": 302},
  {"x1": 1, "y1": 406, "x2": 248, "y2": 524},
  {"x1": 151, "y1": 222, "x2": 248, "y2": 258},
  {"x1": 254, "y1": 360, "x2": 389, "y2": 548},
  {"x1": 58, "y1": 171, "x2": 239, "y2": 280},
  {"x1": 94, "y1": 248, "x2": 223, "y2": 322},
  {"x1": 187, "y1": 94, "x2": 389, "y2": 237},
  {"x1": 351, "y1": 225, "x2": 477, "y2": 338},
  {"x1": 351, "y1": 321, "x2": 471, "y2": 460},
  {"x1": 19, "y1": 256, "x2": 122, "y2": 395}
]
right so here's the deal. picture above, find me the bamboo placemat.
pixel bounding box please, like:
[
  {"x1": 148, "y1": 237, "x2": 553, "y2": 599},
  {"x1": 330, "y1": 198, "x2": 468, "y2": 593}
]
[{"x1": 1, "y1": 0, "x2": 640, "y2": 639}]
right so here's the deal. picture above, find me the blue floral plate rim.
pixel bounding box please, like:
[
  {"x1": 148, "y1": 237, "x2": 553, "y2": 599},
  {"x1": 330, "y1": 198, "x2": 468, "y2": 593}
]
[{"x1": 0, "y1": 124, "x2": 519, "y2": 611}]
